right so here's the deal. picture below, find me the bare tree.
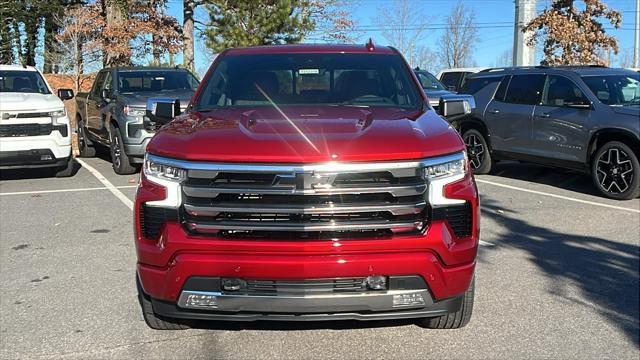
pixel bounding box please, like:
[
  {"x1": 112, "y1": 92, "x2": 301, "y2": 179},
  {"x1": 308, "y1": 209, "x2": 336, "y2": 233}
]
[
  {"x1": 493, "y1": 48, "x2": 513, "y2": 67},
  {"x1": 304, "y1": 0, "x2": 358, "y2": 43},
  {"x1": 617, "y1": 48, "x2": 633, "y2": 68},
  {"x1": 439, "y1": 0, "x2": 478, "y2": 68},
  {"x1": 372, "y1": 0, "x2": 430, "y2": 65},
  {"x1": 53, "y1": 4, "x2": 104, "y2": 92},
  {"x1": 413, "y1": 46, "x2": 440, "y2": 73}
]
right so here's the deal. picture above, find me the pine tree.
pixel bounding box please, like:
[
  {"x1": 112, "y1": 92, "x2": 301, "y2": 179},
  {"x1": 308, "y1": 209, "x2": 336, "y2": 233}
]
[
  {"x1": 204, "y1": 0, "x2": 313, "y2": 53},
  {"x1": 523, "y1": 0, "x2": 622, "y2": 65}
]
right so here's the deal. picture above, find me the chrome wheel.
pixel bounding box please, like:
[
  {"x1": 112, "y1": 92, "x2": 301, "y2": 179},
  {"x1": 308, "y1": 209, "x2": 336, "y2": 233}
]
[
  {"x1": 111, "y1": 130, "x2": 122, "y2": 169},
  {"x1": 77, "y1": 121, "x2": 87, "y2": 149},
  {"x1": 464, "y1": 134, "x2": 485, "y2": 170},
  {"x1": 596, "y1": 147, "x2": 634, "y2": 194}
]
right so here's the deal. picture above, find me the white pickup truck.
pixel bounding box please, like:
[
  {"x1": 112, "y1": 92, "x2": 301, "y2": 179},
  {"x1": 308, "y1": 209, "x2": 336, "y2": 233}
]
[{"x1": 0, "y1": 65, "x2": 75, "y2": 176}]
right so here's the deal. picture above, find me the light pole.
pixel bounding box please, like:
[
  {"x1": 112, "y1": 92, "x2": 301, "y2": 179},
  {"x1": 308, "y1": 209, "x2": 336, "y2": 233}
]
[{"x1": 634, "y1": 0, "x2": 639, "y2": 68}]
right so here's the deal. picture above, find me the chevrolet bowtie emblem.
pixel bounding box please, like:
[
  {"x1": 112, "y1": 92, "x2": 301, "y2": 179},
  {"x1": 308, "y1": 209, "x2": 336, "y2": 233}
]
[{"x1": 272, "y1": 172, "x2": 337, "y2": 190}]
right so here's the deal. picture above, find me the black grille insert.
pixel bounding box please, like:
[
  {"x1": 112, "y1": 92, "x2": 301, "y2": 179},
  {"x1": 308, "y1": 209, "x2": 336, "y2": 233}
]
[
  {"x1": 431, "y1": 202, "x2": 473, "y2": 237},
  {"x1": 0, "y1": 123, "x2": 52, "y2": 137}
]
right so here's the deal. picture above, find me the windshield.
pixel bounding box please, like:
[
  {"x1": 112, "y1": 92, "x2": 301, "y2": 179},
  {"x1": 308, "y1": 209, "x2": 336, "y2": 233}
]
[
  {"x1": 0, "y1": 70, "x2": 51, "y2": 94},
  {"x1": 196, "y1": 53, "x2": 422, "y2": 111},
  {"x1": 582, "y1": 74, "x2": 640, "y2": 106},
  {"x1": 416, "y1": 71, "x2": 446, "y2": 90},
  {"x1": 118, "y1": 71, "x2": 199, "y2": 93}
]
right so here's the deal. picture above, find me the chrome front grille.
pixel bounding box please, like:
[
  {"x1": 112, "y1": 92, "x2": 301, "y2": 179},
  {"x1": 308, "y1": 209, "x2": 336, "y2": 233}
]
[{"x1": 178, "y1": 160, "x2": 430, "y2": 238}]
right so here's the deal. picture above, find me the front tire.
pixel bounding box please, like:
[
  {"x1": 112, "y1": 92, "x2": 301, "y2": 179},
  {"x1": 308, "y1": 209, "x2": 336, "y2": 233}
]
[
  {"x1": 592, "y1": 141, "x2": 640, "y2": 200},
  {"x1": 137, "y1": 276, "x2": 189, "y2": 330},
  {"x1": 462, "y1": 129, "x2": 492, "y2": 174},
  {"x1": 418, "y1": 276, "x2": 474, "y2": 329},
  {"x1": 55, "y1": 157, "x2": 75, "y2": 177},
  {"x1": 109, "y1": 124, "x2": 136, "y2": 175},
  {"x1": 77, "y1": 117, "x2": 96, "y2": 158}
]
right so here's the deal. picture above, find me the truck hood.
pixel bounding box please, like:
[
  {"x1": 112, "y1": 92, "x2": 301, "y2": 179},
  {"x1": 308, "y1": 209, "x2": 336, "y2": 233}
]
[
  {"x1": 119, "y1": 90, "x2": 195, "y2": 109},
  {"x1": 0, "y1": 93, "x2": 64, "y2": 112},
  {"x1": 147, "y1": 106, "x2": 464, "y2": 163}
]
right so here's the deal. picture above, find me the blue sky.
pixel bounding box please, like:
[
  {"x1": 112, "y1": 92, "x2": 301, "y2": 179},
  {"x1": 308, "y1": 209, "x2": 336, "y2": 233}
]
[{"x1": 164, "y1": 0, "x2": 639, "y2": 77}]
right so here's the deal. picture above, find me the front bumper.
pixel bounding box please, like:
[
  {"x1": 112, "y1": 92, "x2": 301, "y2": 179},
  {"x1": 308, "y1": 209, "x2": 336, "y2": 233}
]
[
  {"x1": 0, "y1": 149, "x2": 70, "y2": 169},
  {"x1": 152, "y1": 294, "x2": 463, "y2": 322}
]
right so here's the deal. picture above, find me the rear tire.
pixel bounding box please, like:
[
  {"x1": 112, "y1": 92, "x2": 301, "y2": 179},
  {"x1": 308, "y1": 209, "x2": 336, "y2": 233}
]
[
  {"x1": 54, "y1": 157, "x2": 75, "y2": 177},
  {"x1": 418, "y1": 276, "x2": 474, "y2": 329},
  {"x1": 462, "y1": 129, "x2": 492, "y2": 174},
  {"x1": 76, "y1": 117, "x2": 96, "y2": 158},
  {"x1": 109, "y1": 124, "x2": 136, "y2": 175},
  {"x1": 591, "y1": 141, "x2": 640, "y2": 200},
  {"x1": 137, "y1": 276, "x2": 190, "y2": 330}
]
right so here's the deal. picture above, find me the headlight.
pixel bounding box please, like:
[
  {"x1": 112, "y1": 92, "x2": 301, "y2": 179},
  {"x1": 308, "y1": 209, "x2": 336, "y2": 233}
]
[
  {"x1": 144, "y1": 156, "x2": 187, "y2": 182},
  {"x1": 424, "y1": 157, "x2": 466, "y2": 179},
  {"x1": 423, "y1": 152, "x2": 468, "y2": 206},
  {"x1": 49, "y1": 108, "x2": 67, "y2": 123},
  {"x1": 124, "y1": 106, "x2": 146, "y2": 117}
]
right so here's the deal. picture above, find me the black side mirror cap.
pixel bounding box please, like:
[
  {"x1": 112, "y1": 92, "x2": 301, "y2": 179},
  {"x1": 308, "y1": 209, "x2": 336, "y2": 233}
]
[
  {"x1": 58, "y1": 88, "x2": 74, "y2": 100},
  {"x1": 102, "y1": 89, "x2": 112, "y2": 101},
  {"x1": 437, "y1": 94, "x2": 475, "y2": 120},
  {"x1": 146, "y1": 98, "x2": 181, "y2": 126}
]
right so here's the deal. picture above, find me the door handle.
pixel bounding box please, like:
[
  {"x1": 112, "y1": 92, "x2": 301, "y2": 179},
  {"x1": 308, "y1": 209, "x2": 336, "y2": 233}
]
[{"x1": 488, "y1": 109, "x2": 500, "y2": 114}]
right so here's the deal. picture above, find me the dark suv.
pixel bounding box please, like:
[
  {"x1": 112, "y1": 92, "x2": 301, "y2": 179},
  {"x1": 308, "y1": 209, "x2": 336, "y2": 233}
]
[{"x1": 455, "y1": 66, "x2": 640, "y2": 200}]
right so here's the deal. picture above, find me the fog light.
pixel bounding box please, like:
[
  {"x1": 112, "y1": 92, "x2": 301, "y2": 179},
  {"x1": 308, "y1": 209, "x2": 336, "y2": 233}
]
[
  {"x1": 185, "y1": 294, "x2": 218, "y2": 308},
  {"x1": 393, "y1": 293, "x2": 425, "y2": 307},
  {"x1": 364, "y1": 276, "x2": 387, "y2": 290},
  {"x1": 222, "y1": 278, "x2": 245, "y2": 291}
]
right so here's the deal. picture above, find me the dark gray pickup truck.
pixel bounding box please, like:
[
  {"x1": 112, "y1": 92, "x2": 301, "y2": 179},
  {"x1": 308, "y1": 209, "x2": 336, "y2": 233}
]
[{"x1": 75, "y1": 67, "x2": 199, "y2": 174}]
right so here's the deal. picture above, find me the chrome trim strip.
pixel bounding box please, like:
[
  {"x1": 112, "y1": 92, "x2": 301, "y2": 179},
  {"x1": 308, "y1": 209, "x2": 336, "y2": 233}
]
[
  {"x1": 182, "y1": 182, "x2": 427, "y2": 197},
  {"x1": 186, "y1": 220, "x2": 423, "y2": 232},
  {"x1": 177, "y1": 289, "x2": 431, "y2": 313},
  {"x1": 146, "y1": 152, "x2": 464, "y2": 174},
  {"x1": 183, "y1": 200, "x2": 426, "y2": 216}
]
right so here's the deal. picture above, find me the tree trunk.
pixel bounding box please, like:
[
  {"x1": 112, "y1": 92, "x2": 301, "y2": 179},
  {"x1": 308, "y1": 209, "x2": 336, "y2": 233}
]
[
  {"x1": 183, "y1": 0, "x2": 196, "y2": 71},
  {"x1": 24, "y1": 19, "x2": 38, "y2": 66},
  {"x1": 43, "y1": 17, "x2": 58, "y2": 73},
  {"x1": 103, "y1": 0, "x2": 128, "y2": 67}
]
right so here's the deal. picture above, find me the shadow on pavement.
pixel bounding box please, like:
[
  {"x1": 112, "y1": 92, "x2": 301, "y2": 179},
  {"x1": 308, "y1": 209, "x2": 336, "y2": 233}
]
[
  {"x1": 481, "y1": 196, "x2": 639, "y2": 345},
  {"x1": 489, "y1": 161, "x2": 600, "y2": 197}
]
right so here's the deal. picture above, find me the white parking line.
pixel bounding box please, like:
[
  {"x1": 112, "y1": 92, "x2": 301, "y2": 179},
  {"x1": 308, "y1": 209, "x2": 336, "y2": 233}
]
[
  {"x1": 0, "y1": 186, "x2": 137, "y2": 196},
  {"x1": 479, "y1": 240, "x2": 494, "y2": 247},
  {"x1": 477, "y1": 178, "x2": 640, "y2": 214},
  {"x1": 76, "y1": 159, "x2": 134, "y2": 210}
]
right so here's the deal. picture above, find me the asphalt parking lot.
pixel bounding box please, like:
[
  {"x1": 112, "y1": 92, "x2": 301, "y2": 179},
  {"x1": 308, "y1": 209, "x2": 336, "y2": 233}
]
[{"x1": 1, "y1": 153, "x2": 639, "y2": 359}]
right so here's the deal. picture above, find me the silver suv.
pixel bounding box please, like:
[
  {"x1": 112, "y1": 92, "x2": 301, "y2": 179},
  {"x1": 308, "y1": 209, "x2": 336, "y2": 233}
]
[{"x1": 454, "y1": 66, "x2": 640, "y2": 200}]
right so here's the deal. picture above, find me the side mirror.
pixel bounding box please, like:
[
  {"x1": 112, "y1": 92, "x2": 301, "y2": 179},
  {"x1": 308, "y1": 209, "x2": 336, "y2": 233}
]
[
  {"x1": 447, "y1": 85, "x2": 457, "y2": 92},
  {"x1": 146, "y1": 98, "x2": 181, "y2": 126},
  {"x1": 58, "y1": 88, "x2": 74, "y2": 100},
  {"x1": 102, "y1": 89, "x2": 112, "y2": 102},
  {"x1": 437, "y1": 94, "x2": 475, "y2": 120}
]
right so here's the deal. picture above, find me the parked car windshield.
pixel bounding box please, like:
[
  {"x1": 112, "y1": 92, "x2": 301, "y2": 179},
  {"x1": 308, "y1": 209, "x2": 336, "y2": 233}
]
[
  {"x1": 0, "y1": 70, "x2": 51, "y2": 94},
  {"x1": 196, "y1": 53, "x2": 422, "y2": 111},
  {"x1": 581, "y1": 74, "x2": 640, "y2": 106},
  {"x1": 416, "y1": 71, "x2": 446, "y2": 90},
  {"x1": 118, "y1": 71, "x2": 199, "y2": 93}
]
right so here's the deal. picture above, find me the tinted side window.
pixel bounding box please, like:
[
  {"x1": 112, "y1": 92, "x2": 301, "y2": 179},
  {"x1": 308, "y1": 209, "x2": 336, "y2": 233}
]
[
  {"x1": 460, "y1": 76, "x2": 501, "y2": 95},
  {"x1": 543, "y1": 75, "x2": 589, "y2": 107},
  {"x1": 91, "y1": 71, "x2": 108, "y2": 97},
  {"x1": 504, "y1": 74, "x2": 545, "y2": 105},
  {"x1": 494, "y1": 75, "x2": 510, "y2": 101},
  {"x1": 440, "y1": 72, "x2": 463, "y2": 90}
]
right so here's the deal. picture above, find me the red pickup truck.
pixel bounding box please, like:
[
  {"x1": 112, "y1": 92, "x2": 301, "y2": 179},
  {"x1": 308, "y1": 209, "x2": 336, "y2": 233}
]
[{"x1": 134, "y1": 44, "x2": 479, "y2": 330}]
